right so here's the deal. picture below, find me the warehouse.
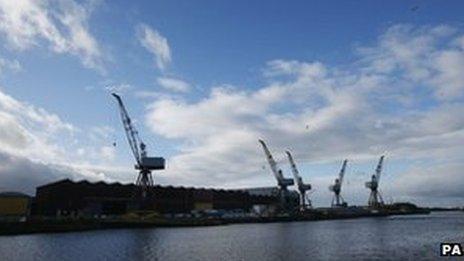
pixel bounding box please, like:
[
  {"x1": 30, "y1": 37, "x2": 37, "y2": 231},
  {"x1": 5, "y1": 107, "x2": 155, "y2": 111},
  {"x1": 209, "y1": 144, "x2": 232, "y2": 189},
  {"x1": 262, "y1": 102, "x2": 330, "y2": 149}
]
[{"x1": 34, "y1": 179, "x2": 278, "y2": 217}]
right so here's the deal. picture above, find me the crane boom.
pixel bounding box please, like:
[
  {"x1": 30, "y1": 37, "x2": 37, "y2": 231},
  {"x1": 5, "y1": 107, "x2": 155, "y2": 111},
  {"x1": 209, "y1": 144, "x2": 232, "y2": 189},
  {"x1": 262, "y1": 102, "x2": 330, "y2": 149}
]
[
  {"x1": 259, "y1": 139, "x2": 283, "y2": 181},
  {"x1": 286, "y1": 150, "x2": 312, "y2": 209},
  {"x1": 339, "y1": 159, "x2": 348, "y2": 185},
  {"x1": 112, "y1": 93, "x2": 142, "y2": 165},
  {"x1": 285, "y1": 150, "x2": 301, "y2": 185},
  {"x1": 375, "y1": 155, "x2": 384, "y2": 181},
  {"x1": 112, "y1": 93, "x2": 165, "y2": 199}
]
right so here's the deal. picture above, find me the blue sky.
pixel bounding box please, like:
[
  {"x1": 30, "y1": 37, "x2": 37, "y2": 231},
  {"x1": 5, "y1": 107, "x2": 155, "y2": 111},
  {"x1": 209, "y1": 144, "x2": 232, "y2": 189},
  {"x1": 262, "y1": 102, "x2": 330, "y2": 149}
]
[{"x1": 0, "y1": 0, "x2": 463, "y2": 207}]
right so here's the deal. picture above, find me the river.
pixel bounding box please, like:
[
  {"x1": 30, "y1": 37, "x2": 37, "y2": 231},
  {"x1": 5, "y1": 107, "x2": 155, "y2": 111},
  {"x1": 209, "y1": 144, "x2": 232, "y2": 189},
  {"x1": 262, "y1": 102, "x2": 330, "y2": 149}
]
[{"x1": 0, "y1": 211, "x2": 463, "y2": 260}]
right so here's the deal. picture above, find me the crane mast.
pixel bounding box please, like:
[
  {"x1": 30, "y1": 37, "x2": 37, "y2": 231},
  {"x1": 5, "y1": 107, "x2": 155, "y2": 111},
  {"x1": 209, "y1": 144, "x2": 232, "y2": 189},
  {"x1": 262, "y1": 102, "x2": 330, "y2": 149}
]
[
  {"x1": 375, "y1": 155, "x2": 384, "y2": 181},
  {"x1": 338, "y1": 159, "x2": 348, "y2": 185},
  {"x1": 112, "y1": 93, "x2": 165, "y2": 199},
  {"x1": 329, "y1": 159, "x2": 348, "y2": 207},
  {"x1": 258, "y1": 139, "x2": 293, "y2": 188},
  {"x1": 258, "y1": 139, "x2": 294, "y2": 212},
  {"x1": 286, "y1": 151, "x2": 301, "y2": 184},
  {"x1": 366, "y1": 155, "x2": 385, "y2": 208},
  {"x1": 286, "y1": 151, "x2": 312, "y2": 209},
  {"x1": 113, "y1": 93, "x2": 142, "y2": 166}
]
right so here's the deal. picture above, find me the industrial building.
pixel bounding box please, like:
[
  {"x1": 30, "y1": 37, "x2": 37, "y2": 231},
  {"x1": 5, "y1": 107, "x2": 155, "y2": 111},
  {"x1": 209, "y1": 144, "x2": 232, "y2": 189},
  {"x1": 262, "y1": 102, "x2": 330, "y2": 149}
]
[
  {"x1": 0, "y1": 192, "x2": 31, "y2": 221},
  {"x1": 34, "y1": 179, "x2": 278, "y2": 218}
]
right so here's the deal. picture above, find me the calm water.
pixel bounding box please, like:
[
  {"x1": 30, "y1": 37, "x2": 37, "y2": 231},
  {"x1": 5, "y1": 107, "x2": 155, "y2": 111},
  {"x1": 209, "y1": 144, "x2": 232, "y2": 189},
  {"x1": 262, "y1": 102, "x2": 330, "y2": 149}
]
[{"x1": 0, "y1": 212, "x2": 463, "y2": 261}]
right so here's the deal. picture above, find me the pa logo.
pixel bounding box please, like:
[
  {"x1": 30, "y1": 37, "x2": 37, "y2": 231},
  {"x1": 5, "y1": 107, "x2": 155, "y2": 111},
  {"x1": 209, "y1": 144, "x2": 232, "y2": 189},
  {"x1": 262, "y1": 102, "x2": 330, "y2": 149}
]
[{"x1": 440, "y1": 243, "x2": 463, "y2": 257}]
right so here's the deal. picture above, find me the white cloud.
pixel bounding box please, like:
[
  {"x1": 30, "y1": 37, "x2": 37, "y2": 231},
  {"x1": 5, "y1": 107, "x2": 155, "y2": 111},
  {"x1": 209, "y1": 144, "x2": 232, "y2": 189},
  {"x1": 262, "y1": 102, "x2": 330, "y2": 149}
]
[
  {"x1": 0, "y1": 57, "x2": 21, "y2": 75},
  {"x1": 395, "y1": 163, "x2": 464, "y2": 198},
  {"x1": 100, "y1": 145, "x2": 116, "y2": 161},
  {"x1": 264, "y1": 59, "x2": 327, "y2": 79},
  {"x1": 0, "y1": 88, "x2": 133, "y2": 192},
  {"x1": 431, "y1": 50, "x2": 464, "y2": 99},
  {"x1": 136, "y1": 23, "x2": 171, "y2": 71},
  {"x1": 89, "y1": 125, "x2": 115, "y2": 141},
  {"x1": 390, "y1": 163, "x2": 464, "y2": 207},
  {"x1": 104, "y1": 83, "x2": 134, "y2": 93},
  {"x1": 157, "y1": 77, "x2": 190, "y2": 93},
  {"x1": 0, "y1": 150, "x2": 132, "y2": 194},
  {"x1": 0, "y1": 89, "x2": 74, "y2": 160},
  {"x1": 358, "y1": 24, "x2": 464, "y2": 100},
  {"x1": 144, "y1": 25, "x2": 464, "y2": 205},
  {"x1": 0, "y1": 0, "x2": 104, "y2": 71}
]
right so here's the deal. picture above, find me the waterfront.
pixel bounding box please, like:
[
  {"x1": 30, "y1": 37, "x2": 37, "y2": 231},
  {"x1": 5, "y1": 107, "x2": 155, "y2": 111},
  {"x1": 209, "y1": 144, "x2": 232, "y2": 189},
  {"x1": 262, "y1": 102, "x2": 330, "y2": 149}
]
[{"x1": 0, "y1": 212, "x2": 462, "y2": 261}]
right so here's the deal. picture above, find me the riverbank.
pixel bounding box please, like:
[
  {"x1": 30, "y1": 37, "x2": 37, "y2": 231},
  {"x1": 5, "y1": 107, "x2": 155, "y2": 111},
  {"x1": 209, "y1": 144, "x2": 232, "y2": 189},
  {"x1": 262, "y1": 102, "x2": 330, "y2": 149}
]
[{"x1": 0, "y1": 207, "x2": 430, "y2": 236}]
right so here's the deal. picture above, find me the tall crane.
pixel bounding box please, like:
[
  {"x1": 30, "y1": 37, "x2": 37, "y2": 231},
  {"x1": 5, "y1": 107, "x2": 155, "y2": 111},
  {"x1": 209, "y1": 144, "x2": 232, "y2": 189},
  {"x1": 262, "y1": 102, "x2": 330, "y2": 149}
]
[
  {"x1": 329, "y1": 159, "x2": 348, "y2": 207},
  {"x1": 286, "y1": 150, "x2": 312, "y2": 210},
  {"x1": 258, "y1": 139, "x2": 294, "y2": 211},
  {"x1": 112, "y1": 93, "x2": 165, "y2": 198},
  {"x1": 365, "y1": 156, "x2": 385, "y2": 208}
]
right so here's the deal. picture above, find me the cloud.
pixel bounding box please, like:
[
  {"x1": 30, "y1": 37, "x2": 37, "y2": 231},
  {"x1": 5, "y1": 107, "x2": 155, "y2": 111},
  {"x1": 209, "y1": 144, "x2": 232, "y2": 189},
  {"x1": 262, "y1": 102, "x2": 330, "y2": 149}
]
[
  {"x1": 136, "y1": 23, "x2": 171, "y2": 71},
  {"x1": 0, "y1": 88, "x2": 133, "y2": 193},
  {"x1": 0, "y1": 150, "x2": 75, "y2": 194},
  {"x1": 0, "y1": 0, "x2": 104, "y2": 71},
  {"x1": 394, "y1": 163, "x2": 464, "y2": 199},
  {"x1": 0, "y1": 150, "x2": 131, "y2": 194},
  {"x1": 390, "y1": 163, "x2": 464, "y2": 207},
  {"x1": 0, "y1": 88, "x2": 74, "y2": 161},
  {"x1": 0, "y1": 57, "x2": 21, "y2": 75},
  {"x1": 144, "y1": 25, "x2": 464, "y2": 206},
  {"x1": 358, "y1": 24, "x2": 464, "y2": 100},
  {"x1": 264, "y1": 59, "x2": 327, "y2": 79},
  {"x1": 103, "y1": 83, "x2": 134, "y2": 93},
  {"x1": 99, "y1": 146, "x2": 116, "y2": 161},
  {"x1": 157, "y1": 77, "x2": 191, "y2": 93}
]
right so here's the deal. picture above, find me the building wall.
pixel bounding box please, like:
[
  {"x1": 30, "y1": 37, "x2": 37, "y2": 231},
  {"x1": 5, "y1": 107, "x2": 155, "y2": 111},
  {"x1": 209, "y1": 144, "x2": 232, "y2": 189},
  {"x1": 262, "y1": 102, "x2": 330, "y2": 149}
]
[
  {"x1": 34, "y1": 179, "x2": 279, "y2": 217},
  {"x1": 0, "y1": 197, "x2": 29, "y2": 216},
  {"x1": 35, "y1": 180, "x2": 136, "y2": 217}
]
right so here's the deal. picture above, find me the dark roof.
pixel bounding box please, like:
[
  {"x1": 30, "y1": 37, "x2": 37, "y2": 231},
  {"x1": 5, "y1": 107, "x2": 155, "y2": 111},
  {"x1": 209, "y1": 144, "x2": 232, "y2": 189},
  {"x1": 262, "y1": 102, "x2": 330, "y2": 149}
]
[
  {"x1": 0, "y1": 191, "x2": 31, "y2": 198},
  {"x1": 37, "y1": 179, "x2": 133, "y2": 190},
  {"x1": 36, "y1": 179, "x2": 253, "y2": 194},
  {"x1": 36, "y1": 178, "x2": 74, "y2": 189}
]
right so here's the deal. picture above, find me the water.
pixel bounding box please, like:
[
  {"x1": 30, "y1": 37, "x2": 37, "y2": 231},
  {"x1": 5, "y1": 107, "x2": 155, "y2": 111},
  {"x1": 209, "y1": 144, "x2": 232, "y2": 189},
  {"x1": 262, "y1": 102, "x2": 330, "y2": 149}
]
[{"x1": 0, "y1": 212, "x2": 463, "y2": 261}]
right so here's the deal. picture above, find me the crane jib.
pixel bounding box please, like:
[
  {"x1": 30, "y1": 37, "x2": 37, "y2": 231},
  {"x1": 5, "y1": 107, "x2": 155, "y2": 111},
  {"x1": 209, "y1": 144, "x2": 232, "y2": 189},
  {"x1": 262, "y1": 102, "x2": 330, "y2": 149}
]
[
  {"x1": 375, "y1": 155, "x2": 384, "y2": 181},
  {"x1": 112, "y1": 93, "x2": 165, "y2": 170},
  {"x1": 259, "y1": 139, "x2": 292, "y2": 185},
  {"x1": 286, "y1": 150, "x2": 311, "y2": 192}
]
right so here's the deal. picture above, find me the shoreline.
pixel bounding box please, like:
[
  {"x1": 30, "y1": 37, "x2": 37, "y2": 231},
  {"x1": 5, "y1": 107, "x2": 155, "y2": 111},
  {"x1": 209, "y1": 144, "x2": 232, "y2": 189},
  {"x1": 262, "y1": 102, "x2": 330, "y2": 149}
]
[{"x1": 0, "y1": 208, "x2": 431, "y2": 236}]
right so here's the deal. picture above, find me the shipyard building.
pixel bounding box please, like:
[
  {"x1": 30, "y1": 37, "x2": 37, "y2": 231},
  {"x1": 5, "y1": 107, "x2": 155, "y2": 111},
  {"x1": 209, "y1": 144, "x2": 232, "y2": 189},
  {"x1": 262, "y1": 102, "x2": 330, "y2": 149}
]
[{"x1": 34, "y1": 179, "x2": 279, "y2": 217}]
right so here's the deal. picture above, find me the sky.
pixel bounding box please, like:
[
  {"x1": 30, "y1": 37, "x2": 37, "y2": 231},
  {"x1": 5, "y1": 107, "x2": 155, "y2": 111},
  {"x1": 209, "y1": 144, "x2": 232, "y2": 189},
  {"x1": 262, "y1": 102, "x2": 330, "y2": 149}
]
[{"x1": 0, "y1": 0, "x2": 463, "y2": 207}]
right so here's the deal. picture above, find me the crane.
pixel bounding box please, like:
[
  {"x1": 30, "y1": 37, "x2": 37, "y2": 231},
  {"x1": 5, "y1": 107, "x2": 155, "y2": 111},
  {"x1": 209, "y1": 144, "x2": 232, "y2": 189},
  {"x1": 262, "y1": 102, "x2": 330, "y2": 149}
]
[
  {"x1": 258, "y1": 139, "x2": 294, "y2": 211},
  {"x1": 286, "y1": 150, "x2": 312, "y2": 210},
  {"x1": 112, "y1": 93, "x2": 165, "y2": 198},
  {"x1": 329, "y1": 159, "x2": 348, "y2": 207},
  {"x1": 365, "y1": 155, "x2": 385, "y2": 208}
]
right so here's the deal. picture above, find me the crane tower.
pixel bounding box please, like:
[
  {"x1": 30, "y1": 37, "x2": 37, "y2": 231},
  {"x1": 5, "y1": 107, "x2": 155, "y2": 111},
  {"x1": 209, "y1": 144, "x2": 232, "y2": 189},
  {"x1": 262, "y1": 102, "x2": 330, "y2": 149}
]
[
  {"x1": 258, "y1": 139, "x2": 294, "y2": 212},
  {"x1": 329, "y1": 159, "x2": 348, "y2": 207},
  {"x1": 112, "y1": 93, "x2": 165, "y2": 198},
  {"x1": 286, "y1": 150, "x2": 312, "y2": 210},
  {"x1": 365, "y1": 156, "x2": 385, "y2": 208}
]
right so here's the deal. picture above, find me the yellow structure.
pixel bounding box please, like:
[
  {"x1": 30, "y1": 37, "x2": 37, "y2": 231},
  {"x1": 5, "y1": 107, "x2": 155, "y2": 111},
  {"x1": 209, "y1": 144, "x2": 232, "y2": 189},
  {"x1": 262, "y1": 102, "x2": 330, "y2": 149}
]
[
  {"x1": 0, "y1": 192, "x2": 30, "y2": 219},
  {"x1": 194, "y1": 202, "x2": 213, "y2": 211}
]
